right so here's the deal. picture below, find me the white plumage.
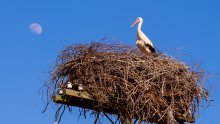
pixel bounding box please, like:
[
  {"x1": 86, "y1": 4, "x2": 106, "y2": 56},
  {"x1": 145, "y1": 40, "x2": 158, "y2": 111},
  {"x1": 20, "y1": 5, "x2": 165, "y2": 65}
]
[
  {"x1": 67, "y1": 81, "x2": 73, "y2": 89},
  {"x1": 131, "y1": 17, "x2": 155, "y2": 54},
  {"x1": 58, "y1": 89, "x2": 64, "y2": 95},
  {"x1": 78, "y1": 84, "x2": 83, "y2": 91}
]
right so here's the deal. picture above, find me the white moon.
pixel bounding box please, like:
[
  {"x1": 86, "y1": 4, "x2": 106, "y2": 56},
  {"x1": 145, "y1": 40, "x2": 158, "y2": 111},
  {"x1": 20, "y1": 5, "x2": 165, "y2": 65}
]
[{"x1": 29, "y1": 23, "x2": 43, "y2": 35}]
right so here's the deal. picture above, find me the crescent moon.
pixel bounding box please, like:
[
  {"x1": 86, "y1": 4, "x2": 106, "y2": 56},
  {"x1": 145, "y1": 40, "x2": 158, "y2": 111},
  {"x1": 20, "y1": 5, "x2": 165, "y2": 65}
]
[{"x1": 29, "y1": 23, "x2": 43, "y2": 35}]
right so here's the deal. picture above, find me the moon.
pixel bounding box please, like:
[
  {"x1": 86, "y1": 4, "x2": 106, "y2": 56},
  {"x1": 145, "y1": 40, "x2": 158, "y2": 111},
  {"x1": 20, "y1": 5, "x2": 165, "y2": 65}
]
[{"x1": 29, "y1": 23, "x2": 43, "y2": 35}]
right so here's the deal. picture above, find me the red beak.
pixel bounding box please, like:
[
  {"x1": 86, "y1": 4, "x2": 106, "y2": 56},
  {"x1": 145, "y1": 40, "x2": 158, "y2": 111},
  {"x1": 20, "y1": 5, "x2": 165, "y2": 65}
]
[{"x1": 131, "y1": 20, "x2": 139, "y2": 28}]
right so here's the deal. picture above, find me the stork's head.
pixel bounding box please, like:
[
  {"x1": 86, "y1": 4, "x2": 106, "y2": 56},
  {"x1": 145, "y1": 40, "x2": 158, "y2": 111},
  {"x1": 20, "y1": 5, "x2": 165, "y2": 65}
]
[{"x1": 131, "y1": 17, "x2": 143, "y2": 27}]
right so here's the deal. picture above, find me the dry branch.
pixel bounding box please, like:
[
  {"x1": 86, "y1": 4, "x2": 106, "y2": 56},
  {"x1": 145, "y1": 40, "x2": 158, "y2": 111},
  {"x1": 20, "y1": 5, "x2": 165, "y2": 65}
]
[{"x1": 48, "y1": 42, "x2": 209, "y2": 124}]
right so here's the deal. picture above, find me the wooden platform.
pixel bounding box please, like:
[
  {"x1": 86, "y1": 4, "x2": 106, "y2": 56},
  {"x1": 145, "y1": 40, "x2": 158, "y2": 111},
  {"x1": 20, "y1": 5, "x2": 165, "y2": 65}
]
[
  {"x1": 53, "y1": 88, "x2": 195, "y2": 123},
  {"x1": 53, "y1": 89, "x2": 114, "y2": 114}
]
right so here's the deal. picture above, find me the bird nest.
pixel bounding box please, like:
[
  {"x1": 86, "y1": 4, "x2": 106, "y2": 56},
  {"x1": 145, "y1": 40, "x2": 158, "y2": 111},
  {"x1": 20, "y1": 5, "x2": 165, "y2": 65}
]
[{"x1": 48, "y1": 42, "x2": 209, "y2": 124}]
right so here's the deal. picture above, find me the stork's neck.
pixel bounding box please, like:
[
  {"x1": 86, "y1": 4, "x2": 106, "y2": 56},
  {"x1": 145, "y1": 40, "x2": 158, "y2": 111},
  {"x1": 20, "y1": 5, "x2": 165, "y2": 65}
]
[{"x1": 137, "y1": 21, "x2": 143, "y2": 34}]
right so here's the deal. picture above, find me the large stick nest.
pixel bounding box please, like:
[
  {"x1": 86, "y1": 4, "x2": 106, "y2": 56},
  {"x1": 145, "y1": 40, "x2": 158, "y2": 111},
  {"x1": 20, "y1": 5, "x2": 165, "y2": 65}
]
[{"x1": 49, "y1": 42, "x2": 209, "y2": 124}]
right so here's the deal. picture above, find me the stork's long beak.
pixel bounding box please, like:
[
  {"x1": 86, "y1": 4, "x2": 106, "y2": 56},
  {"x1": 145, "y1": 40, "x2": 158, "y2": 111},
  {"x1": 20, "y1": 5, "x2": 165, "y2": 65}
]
[{"x1": 131, "y1": 20, "x2": 138, "y2": 28}]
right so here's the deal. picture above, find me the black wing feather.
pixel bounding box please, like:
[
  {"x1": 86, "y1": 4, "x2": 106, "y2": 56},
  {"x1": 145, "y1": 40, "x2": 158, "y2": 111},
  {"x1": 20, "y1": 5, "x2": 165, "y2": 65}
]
[{"x1": 144, "y1": 42, "x2": 156, "y2": 53}]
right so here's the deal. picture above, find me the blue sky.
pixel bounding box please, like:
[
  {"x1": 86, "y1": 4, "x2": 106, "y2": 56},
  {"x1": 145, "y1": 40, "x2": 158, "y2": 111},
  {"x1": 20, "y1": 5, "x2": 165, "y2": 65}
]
[{"x1": 0, "y1": 0, "x2": 220, "y2": 124}]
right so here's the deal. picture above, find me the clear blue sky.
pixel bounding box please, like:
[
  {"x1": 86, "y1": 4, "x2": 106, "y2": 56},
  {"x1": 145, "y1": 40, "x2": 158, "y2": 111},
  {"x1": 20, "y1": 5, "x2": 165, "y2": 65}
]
[{"x1": 0, "y1": 0, "x2": 220, "y2": 124}]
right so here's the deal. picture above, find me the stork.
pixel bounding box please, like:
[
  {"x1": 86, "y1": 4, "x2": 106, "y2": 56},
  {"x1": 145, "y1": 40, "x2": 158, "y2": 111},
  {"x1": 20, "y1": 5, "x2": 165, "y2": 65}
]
[
  {"x1": 78, "y1": 84, "x2": 84, "y2": 91},
  {"x1": 131, "y1": 17, "x2": 155, "y2": 54},
  {"x1": 66, "y1": 81, "x2": 73, "y2": 89},
  {"x1": 58, "y1": 82, "x2": 64, "y2": 95}
]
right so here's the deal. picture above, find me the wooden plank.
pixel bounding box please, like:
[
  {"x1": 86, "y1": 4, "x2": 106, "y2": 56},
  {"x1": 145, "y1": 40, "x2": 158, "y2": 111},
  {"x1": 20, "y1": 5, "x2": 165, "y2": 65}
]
[
  {"x1": 64, "y1": 89, "x2": 93, "y2": 100},
  {"x1": 53, "y1": 89, "x2": 195, "y2": 123},
  {"x1": 52, "y1": 95, "x2": 96, "y2": 109},
  {"x1": 53, "y1": 90, "x2": 115, "y2": 114}
]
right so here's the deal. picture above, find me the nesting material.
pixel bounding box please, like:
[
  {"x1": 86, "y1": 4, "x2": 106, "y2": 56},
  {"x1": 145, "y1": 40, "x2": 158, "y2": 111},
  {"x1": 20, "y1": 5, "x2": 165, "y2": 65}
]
[{"x1": 50, "y1": 42, "x2": 209, "y2": 123}]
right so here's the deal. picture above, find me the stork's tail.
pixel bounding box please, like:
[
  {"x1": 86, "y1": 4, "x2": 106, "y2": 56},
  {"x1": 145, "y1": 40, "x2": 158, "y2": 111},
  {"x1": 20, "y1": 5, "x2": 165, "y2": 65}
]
[{"x1": 151, "y1": 46, "x2": 163, "y2": 57}]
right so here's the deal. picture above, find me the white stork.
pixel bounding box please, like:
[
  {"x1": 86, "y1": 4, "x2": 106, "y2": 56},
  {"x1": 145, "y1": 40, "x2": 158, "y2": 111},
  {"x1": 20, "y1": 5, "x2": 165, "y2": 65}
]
[
  {"x1": 131, "y1": 17, "x2": 155, "y2": 54},
  {"x1": 66, "y1": 81, "x2": 73, "y2": 89},
  {"x1": 58, "y1": 82, "x2": 64, "y2": 95},
  {"x1": 78, "y1": 84, "x2": 83, "y2": 91}
]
